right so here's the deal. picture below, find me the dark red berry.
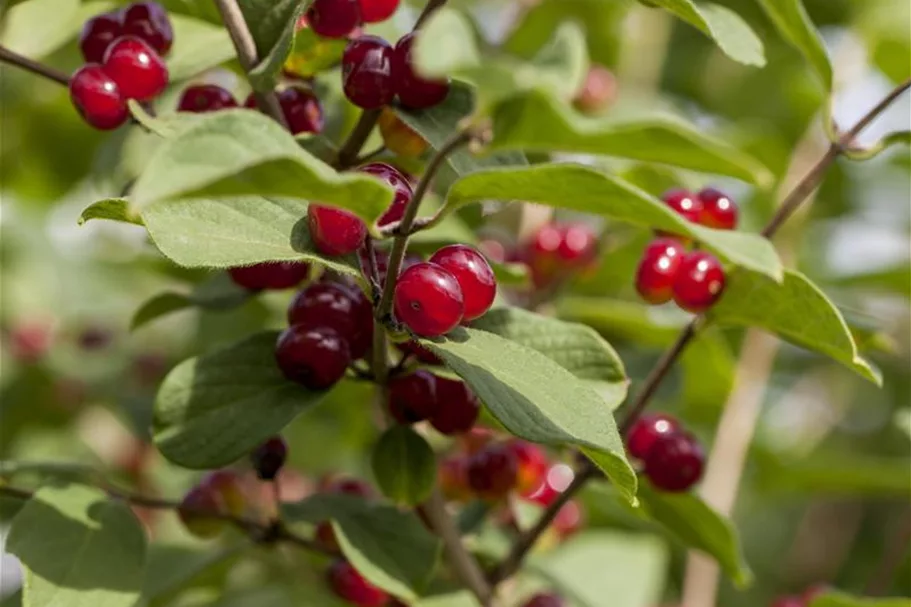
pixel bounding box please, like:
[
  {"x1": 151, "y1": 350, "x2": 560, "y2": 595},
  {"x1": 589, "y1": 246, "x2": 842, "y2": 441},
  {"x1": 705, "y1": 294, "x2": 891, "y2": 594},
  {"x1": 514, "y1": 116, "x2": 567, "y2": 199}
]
[
  {"x1": 275, "y1": 325, "x2": 351, "y2": 390},
  {"x1": 467, "y1": 443, "x2": 518, "y2": 500},
  {"x1": 69, "y1": 64, "x2": 129, "y2": 130},
  {"x1": 358, "y1": 0, "x2": 400, "y2": 23},
  {"x1": 321, "y1": 476, "x2": 374, "y2": 498},
  {"x1": 251, "y1": 436, "x2": 288, "y2": 481},
  {"x1": 342, "y1": 35, "x2": 395, "y2": 109},
  {"x1": 79, "y1": 12, "x2": 123, "y2": 63},
  {"x1": 644, "y1": 431, "x2": 705, "y2": 492},
  {"x1": 395, "y1": 340, "x2": 442, "y2": 365},
  {"x1": 394, "y1": 262, "x2": 464, "y2": 337},
  {"x1": 308, "y1": 204, "x2": 368, "y2": 256},
  {"x1": 228, "y1": 262, "x2": 309, "y2": 290},
  {"x1": 506, "y1": 441, "x2": 549, "y2": 495},
  {"x1": 626, "y1": 413, "x2": 680, "y2": 460},
  {"x1": 525, "y1": 223, "x2": 563, "y2": 287},
  {"x1": 287, "y1": 282, "x2": 372, "y2": 359},
  {"x1": 392, "y1": 32, "x2": 450, "y2": 109},
  {"x1": 672, "y1": 251, "x2": 726, "y2": 313},
  {"x1": 178, "y1": 485, "x2": 225, "y2": 538},
  {"x1": 429, "y1": 245, "x2": 496, "y2": 322},
  {"x1": 327, "y1": 560, "x2": 389, "y2": 607},
  {"x1": 522, "y1": 592, "x2": 566, "y2": 607},
  {"x1": 103, "y1": 36, "x2": 169, "y2": 102},
  {"x1": 771, "y1": 597, "x2": 806, "y2": 607},
  {"x1": 661, "y1": 188, "x2": 702, "y2": 224},
  {"x1": 178, "y1": 84, "x2": 237, "y2": 113},
  {"x1": 556, "y1": 223, "x2": 598, "y2": 267},
  {"x1": 697, "y1": 187, "x2": 738, "y2": 230},
  {"x1": 307, "y1": 0, "x2": 362, "y2": 38},
  {"x1": 429, "y1": 378, "x2": 479, "y2": 435},
  {"x1": 635, "y1": 238, "x2": 685, "y2": 305},
  {"x1": 387, "y1": 370, "x2": 438, "y2": 423},
  {"x1": 243, "y1": 92, "x2": 257, "y2": 109},
  {"x1": 359, "y1": 163, "x2": 413, "y2": 227},
  {"x1": 279, "y1": 86, "x2": 324, "y2": 134},
  {"x1": 122, "y1": 1, "x2": 173, "y2": 56}
]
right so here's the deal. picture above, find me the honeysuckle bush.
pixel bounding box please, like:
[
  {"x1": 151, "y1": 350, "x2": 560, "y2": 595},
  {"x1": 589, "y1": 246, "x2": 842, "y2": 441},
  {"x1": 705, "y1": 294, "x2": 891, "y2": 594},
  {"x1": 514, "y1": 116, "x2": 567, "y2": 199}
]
[{"x1": 0, "y1": 1, "x2": 909, "y2": 607}]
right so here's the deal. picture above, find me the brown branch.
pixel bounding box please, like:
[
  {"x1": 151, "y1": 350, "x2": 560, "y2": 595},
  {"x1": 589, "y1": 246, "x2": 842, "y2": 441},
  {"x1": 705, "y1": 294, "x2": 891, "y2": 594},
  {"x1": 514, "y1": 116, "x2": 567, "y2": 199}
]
[{"x1": 0, "y1": 46, "x2": 69, "y2": 86}]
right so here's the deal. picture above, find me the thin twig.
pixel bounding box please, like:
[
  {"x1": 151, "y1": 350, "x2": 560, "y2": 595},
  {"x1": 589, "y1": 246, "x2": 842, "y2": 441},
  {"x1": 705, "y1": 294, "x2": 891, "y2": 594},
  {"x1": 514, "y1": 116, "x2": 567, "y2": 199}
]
[
  {"x1": 414, "y1": 0, "x2": 448, "y2": 29},
  {"x1": 0, "y1": 46, "x2": 69, "y2": 86},
  {"x1": 354, "y1": 146, "x2": 388, "y2": 166},
  {"x1": 336, "y1": 109, "x2": 382, "y2": 169}
]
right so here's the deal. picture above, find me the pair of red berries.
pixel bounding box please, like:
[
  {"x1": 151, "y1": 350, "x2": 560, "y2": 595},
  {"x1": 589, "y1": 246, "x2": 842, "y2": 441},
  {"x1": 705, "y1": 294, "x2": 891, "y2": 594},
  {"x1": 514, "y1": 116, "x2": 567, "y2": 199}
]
[
  {"x1": 306, "y1": 0, "x2": 401, "y2": 38},
  {"x1": 275, "y1": 276, "x2": 373, "y2": 390},
  {"x1": 525, "y1": 222, "x2": 599, "y2": 288},
  {"x1": 627, "y1": 413, "x2": 705, "y2": 492},
  {"x1": 177, "y1": 84, "x2": 325, "y2": 135},
  {"x1": 71, "y1": 2, "x2": 172, "y2": 130},
  {"x1": 387, "y1": 370, "x2": 480, "y2": 433},
  {"x1": 663, "y1": 187, "x2": 739, "y2": 232}
]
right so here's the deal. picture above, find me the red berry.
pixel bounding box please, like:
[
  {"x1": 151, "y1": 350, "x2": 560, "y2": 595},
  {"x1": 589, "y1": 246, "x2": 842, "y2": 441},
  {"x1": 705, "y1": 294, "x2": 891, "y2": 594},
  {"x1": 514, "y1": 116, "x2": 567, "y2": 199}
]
[
  {"x1": 696, "y1": 187, "x2": 738, "y2": 230},
  {"x1": 178, "y1": 84, "x2": 238, "y2": 113},
  {"x1": 279, "y1": 86, "x2": 324, "y2": 134},
  {"x1": 358, "y1": 0, "x2": 400, "y2": 23},
  {"x1": 522, "y1": 593, "x2": 567, "y2": 607},
  {"x1": 228, "y1": 262, "x2": 309, "y2": 290},
  {"x1": 251, "y1": 436, "x2": 288, "y2": 481},
  {"x1": 177, "y1": 485, "x2": 225, "y2": 538},
  {"x1": 626, "y1": 413, "x2": 680, "y2": 461},
  {"x1": 506, "y1": 441, "x2": 549, "y2": 495},
  {"x1": 429, "y1": 245, "x2": 496, "y2": 322},
  {"x1": 771, "y1": 597, "x2": 806, "y2": 607},
  {"x1": 393, "y1": 263, "x2": 464, "y2": 337},
  {"x1": 556, "y1": 223, "x2": 598, "y2": 267},
  {"x1": 525, "y1": 223, "x2": 563, "y2": 287},
  {"x1": 644, "y1": 432, "x2": 705, "y2": 492},
  {"x1": 388, "y1": 370, "x2": 438, "y2": 423},
  {"x1": 307, "y1": 0, "x2": 362, "y2": 38},
  {"x1": 672, "y1": 251, "x2": 726, "y2": 313},
  {"x1": 79, "y1": 12, "x2": 123, "y2": 63},
  {"x1": 635, "y1": 238, "x2": 685, "y2": 305},
  {"x1": 343, "y1": 35, "x2": 395, "y2": 109},
  {"x1": 121, "y1": 1, "x2": 173, "y2": 56},
  {"x1": 287, "y1": 282, "x2": 372, "y2": 360},
  {"x1": 395, "y1": 340, "x2": 442, "y2": 365},
  {"x1": 103, "y1": 36, "x2": 169, "y2": 102},
  {"x1": 359, "y1": 163, "x2": 413, "y2": 227},
  {"x1": 466, "y1": 443, "x2": 518, "y2": 500},
  {"x1": 275, "y1": 325, "x2": 351, "y2": 390},
  {"x1": 438, "y1": 455, "x2": 471, "y2": 502},
  {"x1": 308, "y1": 204, "x2": 368, "y2": 256},
  {"x1": 69, "y1": 64, "x2": 129, "y2": 130},
  {"x1": 327, "y1": 560, "x2": 389, "y2": 607},
  {"x1": 525, "y1": 463, "x2": 575, "y2": 504},
  {"x1": 202, "y1": 470, "x2": 248, "y2": 517},
  {"x1": 392, "y1": 32, "x2": 450, "y2": 109},
  {"x1": 429, "y1": 378, "x2": 479, "y2": 435},
  {"x1": 322, "y1": 476, "x2": 374, "y2": 498},
  {"x1": 662, "y1": 188, "x2": 702, "y2": 224}
]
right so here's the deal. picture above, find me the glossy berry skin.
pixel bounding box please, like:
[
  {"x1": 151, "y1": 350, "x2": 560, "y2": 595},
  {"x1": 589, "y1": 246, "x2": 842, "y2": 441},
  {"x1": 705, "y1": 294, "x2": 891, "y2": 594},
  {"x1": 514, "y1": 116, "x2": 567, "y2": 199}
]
[
  {"x1": 308, "y1": 204, "x2": 368, "y2": 256},
  {"x1": 228, "y1": 262, "x2": 309, "y2": 290},
  {"x1": 525, "y1": 463, "x2": 575, "y2": 504},
  {"x1": 251, "y1": 436, "x2": 288, "y2": 481},
  {"x1": 506, "y1": 441, "x2": 549, "y2": 495},
  {"x1": 178, "y1": 84, "x2": 238, "y2": 113},
  {"x1": 307, "y1": 0, "x2": 362, "y2": 38},
  {"x1": 429, "y1": 378, "x2": 479, "y2": 435},
  {"x1": 395, "y1": 340, "x2": 442, "y2": 365},
  {"x1": 359, "y1": 163, "x2": 413, "y2": 227},
  {"x1": 644, "y1": 432, "x2": 705, "y2": 492},
  {"x1": 635, "y1": 238, "x2": 685, "y2": 305},
  {"x1": 69, "y1": 64, "x2": 129, "y2": 130},
  {"x1": 343, "y1": 36, "x2": 395, "y2": 109},
  {"x1": 103, "y1": 36, "x2": 169, "y2": 102},
  {"x1": 327, "y1": 560, "x2": 389, "y2": 607},
  {"x1": 626, "y1": 413, "x2": 680, "y2": 461},
  {"x1": 287, "y1": 282, "x2": 372, "y2": 359},
  {"x1": 466, "y1": 443, "x2": 519, "y2": 500},
  {"x1": 79, "y1": 12, "x2": 123, "y2": 63},
  {"x1": 557, "y1": 223, "x2": 598, "y2": 267},
  {"x1": 392, "y1": 32, "x2": 450, "y2": 109},
  {"x1": 393, "y1": 262, "x2": 464, "y2": 337},
  {"x1": 275, "y1": 325, "x2": 351, "y2": 390},
  {"x1": 279, "y1": 86, "x2": 324, "y2": 134},
  {"x1": 378, "y1": 108, "x2": 428, "y2": 157},
  {"x1": 672, "y1": 251, "x2": 726, "y2": 313},
  {"x1": 387, "y1": 370, "x2": 439, "y2": 423},
  {"x1": 522, "y1": 592, "x2": 567, "y2": 607},
  {"x1": 697, "y1": 187, "x2": 738, "y2": 230},
  {"x1": 429, "y1": 245, "x2": 497, "y2": 322},
  {"x1": 178, "y1": 485, "x2": 225, "y2": 539},
  {"x1": 662, "y1": 188, "x2": 702, "y2": 224},
  {"x1": 122, "y1": 2, "x2": 173, "y2": 56},
  {"x1": 358, "y1": 0, "x2": 400, "y2": 23}
]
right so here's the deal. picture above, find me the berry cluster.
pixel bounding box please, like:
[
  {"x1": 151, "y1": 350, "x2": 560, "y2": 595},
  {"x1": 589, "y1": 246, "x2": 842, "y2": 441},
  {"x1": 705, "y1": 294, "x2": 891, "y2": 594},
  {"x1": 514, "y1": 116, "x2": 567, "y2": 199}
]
[
  {"x1": 388, "y1": 370, "x2": 480, "y2": 433},
  {"x1": 524, "y1": 222, "x2": 599, "y2": 288},
  {"x1": 635, "y1": 188, "x2": 738, "y2": 313},
  {"x1": 71, "y1": 2, "x2": 172, "y2": 130},
  {"x1": 626, "y1": 413, "x2": 705, "y2": 492}
]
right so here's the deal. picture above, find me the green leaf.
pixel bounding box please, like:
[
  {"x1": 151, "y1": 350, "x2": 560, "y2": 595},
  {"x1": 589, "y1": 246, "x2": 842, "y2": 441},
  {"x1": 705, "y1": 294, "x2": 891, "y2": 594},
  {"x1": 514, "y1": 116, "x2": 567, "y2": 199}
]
[
  {"x1": 642, "y1": 0, "x2": 765, "y2": 67},
  {"x1": 130, "y1": 273, "x2": 253, "y2": 331},
  {"x1": 637, "y1": 484, "x2": 752, "y2": 586},
  {"x1": 371, "y1": 426, "x2": 437, "y2": 506},
  {"x1": 470, "y1": 307, "x2": 629, "y2": 407},
  {"x1": 490, "y1": 90, "x2": 771, "y2": 185},
  {"x1": 413, "y1": 592, "x2": 481, "y2": 607},
  {"x1": 166, "y1": 14, "x2": 236, "y2": 81},
  {"x1": 393, "y1": 83, "x2": 527, "y2": 177},
  {"x1": 238, "y1": 0, "x2": 305, "y2": 91},
  {"x1": 0, "y1": 0, "x2": 81, "y2": 59},
  {"x1": 710, "y1": 270, "x2": 880, "y2": 384},
  {"x1": 419, "y1": 327, "x2": 638, "y2": 504},
  {"x1": 139, "y1": 543, "x2": 244, "y2": 605},
  {"x1": 284, "y1": 25, "x2": 347, "y2": 78},
  {"x1": 78, "y1": 198, "x2": 143, "y2": 226},
  {"x1": 831, "y1": 262, "x2": 911, "y2": 298},
  {"x1": 444, "y1": 164, "x2": 783, "y2": 281},
  {"x1": 757, "y1": 453, "x2": 911, "y2": 497},
  {"x1": 130, "y1": 109, "x2": 394, "y2": 225},
  {"x1": 755, "y1": 0, "x2": 833, "y2": 90},
  {"x1": 153, "y1": 331, "x2": 331, "y2": 469},
  {"x1": 7, "y1": 485, "x2": 146, "y2": 607},
  {"x1": 810, "y1": 591, "x2": 911, "y2": 607}
]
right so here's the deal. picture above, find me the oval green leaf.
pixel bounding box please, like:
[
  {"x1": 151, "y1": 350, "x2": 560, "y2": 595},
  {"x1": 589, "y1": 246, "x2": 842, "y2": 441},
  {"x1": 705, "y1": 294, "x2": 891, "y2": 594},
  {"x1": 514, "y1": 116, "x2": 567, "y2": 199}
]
[
  {"x1": 755, "y1": 0, "x2": 833, "y2": 90},
  {"x1": 372, "y1": 425, "x2": 437, "y2": 506}
]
